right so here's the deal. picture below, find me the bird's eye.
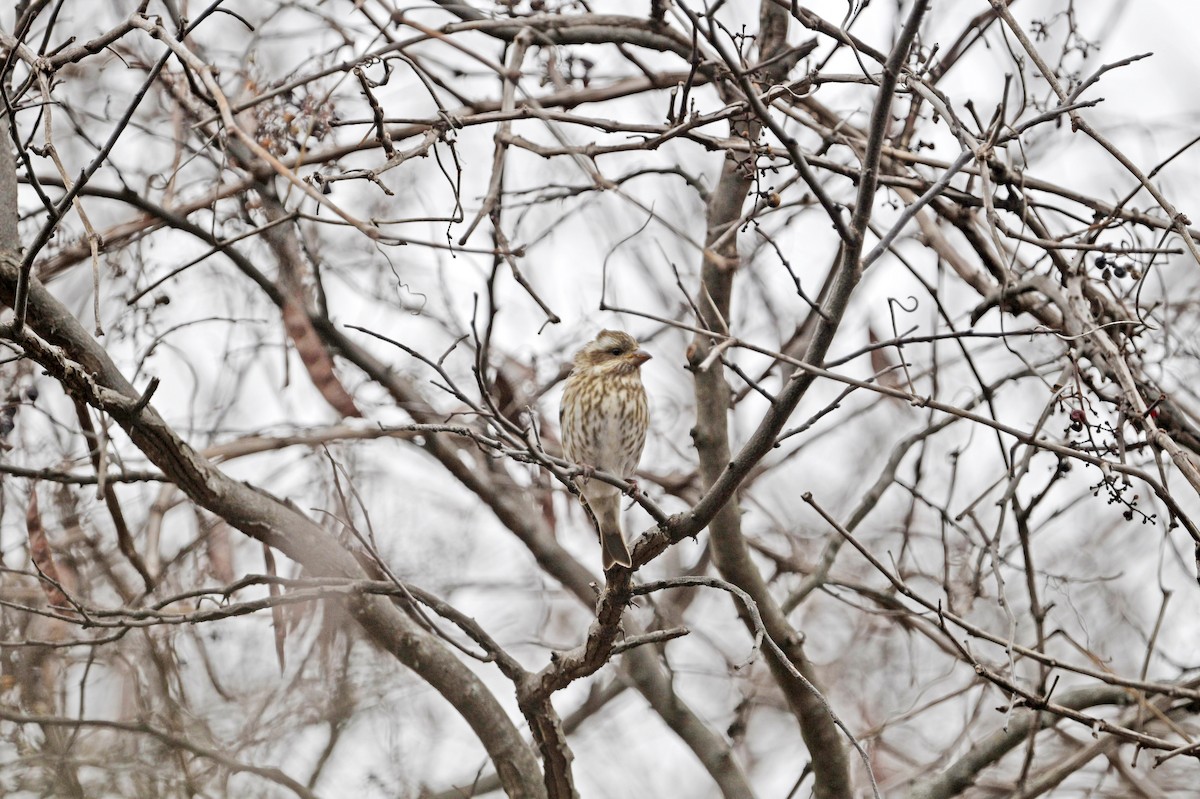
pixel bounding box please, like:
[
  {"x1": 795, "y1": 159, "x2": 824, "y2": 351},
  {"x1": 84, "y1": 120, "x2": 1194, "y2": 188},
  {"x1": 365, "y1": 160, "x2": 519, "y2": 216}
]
[{"x1": 609, "y1": 347, "x2": 623, "y2": 356}]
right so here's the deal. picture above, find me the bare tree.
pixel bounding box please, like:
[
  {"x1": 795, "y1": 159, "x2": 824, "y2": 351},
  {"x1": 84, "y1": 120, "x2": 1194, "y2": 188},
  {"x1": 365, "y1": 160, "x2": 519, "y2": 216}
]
[{"x1": 1, "y1": 1, "x2": 1199, "y2": 796}]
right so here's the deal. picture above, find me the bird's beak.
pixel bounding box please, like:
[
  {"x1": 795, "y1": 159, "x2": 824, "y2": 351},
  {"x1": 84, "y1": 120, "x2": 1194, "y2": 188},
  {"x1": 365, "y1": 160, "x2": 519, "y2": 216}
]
[{"x1": 630, "y1": 349, "x2": 652, "y2": 367}]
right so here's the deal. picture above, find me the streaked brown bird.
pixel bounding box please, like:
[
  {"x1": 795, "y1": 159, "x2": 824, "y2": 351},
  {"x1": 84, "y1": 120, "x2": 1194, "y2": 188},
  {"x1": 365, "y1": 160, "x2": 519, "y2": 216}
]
[{"x1": 560, "y1": 329, "x2": 651, "y2": 569}]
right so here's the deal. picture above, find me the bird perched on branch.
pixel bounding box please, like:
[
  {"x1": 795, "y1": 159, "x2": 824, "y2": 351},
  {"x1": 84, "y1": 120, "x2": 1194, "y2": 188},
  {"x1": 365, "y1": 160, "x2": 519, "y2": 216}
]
[{"x1": 560, "y1": 330, "x2": 651, "y2": 569}]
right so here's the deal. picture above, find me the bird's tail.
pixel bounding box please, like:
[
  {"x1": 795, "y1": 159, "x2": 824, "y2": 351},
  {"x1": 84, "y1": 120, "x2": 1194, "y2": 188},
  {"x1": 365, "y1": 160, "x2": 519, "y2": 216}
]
[{"x1": 589, "y1": 492, "x2": 632, "y2": 569}]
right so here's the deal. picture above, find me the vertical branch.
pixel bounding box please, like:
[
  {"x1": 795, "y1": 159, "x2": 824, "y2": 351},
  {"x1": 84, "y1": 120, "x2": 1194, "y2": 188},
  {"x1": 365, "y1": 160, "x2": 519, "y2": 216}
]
[
  {"x1": 686, "y1": 3, "x2": 928, "y2": 798},
  {"x1": 73, "y1": 402, "x2": 155, "y2": 592},
  {"x1": 0, "y1": 87, "x2": 18, "y2": 255}
]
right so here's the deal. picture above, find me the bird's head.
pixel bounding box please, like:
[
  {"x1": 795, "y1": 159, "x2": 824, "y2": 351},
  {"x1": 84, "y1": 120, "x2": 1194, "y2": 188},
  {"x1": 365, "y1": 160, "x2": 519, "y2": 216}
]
[{"x1": 573, "y1": 329, "x2": 652, "y2": 375}]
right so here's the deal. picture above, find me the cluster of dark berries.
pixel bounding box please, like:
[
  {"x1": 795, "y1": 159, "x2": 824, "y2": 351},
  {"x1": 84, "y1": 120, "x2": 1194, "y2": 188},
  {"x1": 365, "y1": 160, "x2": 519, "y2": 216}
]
[
  {"x1": 1094, "y1": 254, "x2": 1138, "y2": 281},
  {"x1": 1090, "y1": 475, "x2": 1156, "y2": 525},
  {"x1": 1059, "y1": 400, "x2": 1161, "y2": 526}
]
